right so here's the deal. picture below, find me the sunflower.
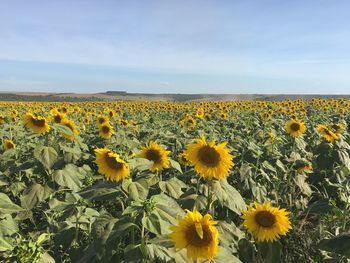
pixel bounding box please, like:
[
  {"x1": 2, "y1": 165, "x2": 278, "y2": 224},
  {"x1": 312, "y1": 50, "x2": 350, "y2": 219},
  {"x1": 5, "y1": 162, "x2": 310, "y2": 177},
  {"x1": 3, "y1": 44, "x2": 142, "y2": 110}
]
[
  {"x1": 331, "y1": 123, "x2": 345, "y2": 135},
  {"x1": 99, "y1": 123, "x2": 113, "y2": 139},
  {"x1": 183, "y1": 136, "x2": 234, "y2": 180},
  {"x1": 178, "y1": 152, "x2": 190, "y2": 166},
  {"x1": 219, "y1": 111, "x2": 227, "y2": 120},
  {"x1": 23, "y1": 113, "x2": 51, "y2": 134},
  {"x1": 195, "y1": 108, "x2": 205, "y2": 119},
  {"x1": 180, "y1": 116, "x2": 196, "y2": 129},
  {"x1": 138, "y1": 141, "x2": 170, "y2": 172},
  {"x1": 285, "y1": 119, "x2": 306, "y2": 137},
  {"x1": 170, "y1": 210, "x2": 219, "y2": 260},
  {"x1": 95, "y1": 148, "x2": 129, "y2": 181},
  {"x1": 51, "y1": 110, "x2": 66, "y2": 124},
  {"x1": 294, "y1": 159, "x2": 312, "y2": 174},
  {"x1": 96, "y1": 115, "x2": 109, "y2": 126},
  {"x1": 261, "y1": 112, "x2": 272, "y2": 120},
  {"x1": 3, "y1": 139, "x2": 16, "y2": 151},
  {"x1": 264, "y1": 132, "x2": 276, "y2": 144},
  {"x1": 317, "y1": 124, "x2": 339, "y2": 142},
  {"x1": 119, "y1": 119, "x2": 128, "y2": 127},
  {"x1": 61, "y1": 119, "x2": 79, "y2": 141},
  {"x1": 242, "y1": 201, "x2": 292, "y2": 242}
]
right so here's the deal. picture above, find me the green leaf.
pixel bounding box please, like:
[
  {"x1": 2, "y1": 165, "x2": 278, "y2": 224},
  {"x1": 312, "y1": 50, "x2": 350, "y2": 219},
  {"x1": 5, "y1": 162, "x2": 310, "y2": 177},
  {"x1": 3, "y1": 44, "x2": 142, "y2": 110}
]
[
  {"x1": 38, "y1": 252, "x2": 55, "y2": 263},
  {"x1": 159, "y1": 177, "x2": 187, "y2": 199},
  {"x1": 294, "y1": 174, "x2": 312, "y2": 197},
  {"x1": 53, "y1": 124, "x2": 74, "y2": 136},
  {"x1": 170, "y1": 159, "x2": 182, "y2": 173},
  {"x1": 145, "y1": 243, "x2": 173, "y2": 262},
  {"x1": 20, "y1": 183, "x2": 53, "y2": 209},
  {"x1": 217, "y1": 222, "x2": 245, "y2": 249},
  {"x1": 258, "y1": 241, "x2": 282, "y2": 263},
  {"x1": 213, "y1": 179, "x2": 246, "y2": 215},
  {"x1": 53, "y1": 164, "x2": 87, "y2": 191},
  {"x1": 34, "y1": 145, "x2": 58, "y2": 170},
  {"x1": 142, "y1": 213, "x2": 162, "y2": 235},
  {"x1": 153, "y1": 194, "x2": 184, "y2": 225},
  {"x1": 307, "y1": 199, "x2": 333, "y2": 215},
  {"x1": 0, "y1": 193, "x2": 24, "y2": 215},
  {"x1": 238, "y1": 238, "x2": 255, "y2": 263},
  {"x1": 0, "y1": 214, "x2": 19, "y2": 236},
  {"x1": 0, "y1": 237, "x2": 13, "y2": 252},
  {"x1": 213, "y1": 246, "x2": 242, "y2": 263},
  {"x1": 129, "y1": 158, "x2": 154, "y2": 172},
  {"x1": 124, "y1": 244, "x2": 144, "y2": 262},
  {"x1": 122, "y1": 179, "x2": 148, "y2": 201},
  {"x1": 79, "y1": 181, "x2": 119, "y2": 201},
  {"x1": 318, "y1": 234, "x2": 350, "y2": 257},
  {"x1": 91, "y1": 212, "x2": 117, "y2": 242}
]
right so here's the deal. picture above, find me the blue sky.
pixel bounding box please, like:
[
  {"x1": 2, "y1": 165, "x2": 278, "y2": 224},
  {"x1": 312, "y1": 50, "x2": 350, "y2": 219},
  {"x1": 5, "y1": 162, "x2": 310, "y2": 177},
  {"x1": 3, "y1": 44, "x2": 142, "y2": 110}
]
[{"x1": 1, "y1": 0, "x2": 350, "y2": 94}]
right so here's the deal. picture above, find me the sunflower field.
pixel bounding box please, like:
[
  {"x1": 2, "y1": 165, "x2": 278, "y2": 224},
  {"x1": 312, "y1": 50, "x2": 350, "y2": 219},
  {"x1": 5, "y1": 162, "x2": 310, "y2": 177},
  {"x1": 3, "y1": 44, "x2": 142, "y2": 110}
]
[{"x1": 0, "y1": 99, "x2": 349, "y2": 263}]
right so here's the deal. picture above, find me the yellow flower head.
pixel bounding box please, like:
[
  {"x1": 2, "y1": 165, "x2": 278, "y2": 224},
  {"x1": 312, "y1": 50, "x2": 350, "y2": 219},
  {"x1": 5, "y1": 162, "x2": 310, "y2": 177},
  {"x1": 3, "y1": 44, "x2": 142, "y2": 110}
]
[
  {"x1": 61, "y1": 119, "x2": 79, "y2": 141},
  {"x1": 95, "y1": 148, "x2": 129, "y2": 181},
  {"x1": 170, "y1": 210, "x2": 219, "y2": 260},
  {"x1": 96, "y1": 115, "x2": 109, "y2": 126},
  {"x1": 285, "y1": 119, "x2": 306, "y2": 137},
  {"x1": 317, "y1": 124, "x2": 339, "y2": 142},
  {"x1": 178, "y1": 152, "x2": 190, "y2": 166},
  {"x1": 184, "y1": 136, "x2": 234, "y2": 180},
  {"x1": 242, "y1": 201, "x2": 292, "y2": 242},
  {"x1": 99, "y1": 123, "x2": 113, "y2": 139},
  {"x1": 138, "y1": 141, "x2": 170, "y2": 172},
  {"x1": 23, "y1": 113, "x2": 51, "y2": 134},
  {"x1": 3, "y1": 139, "x2": 16, "y2": 151}
]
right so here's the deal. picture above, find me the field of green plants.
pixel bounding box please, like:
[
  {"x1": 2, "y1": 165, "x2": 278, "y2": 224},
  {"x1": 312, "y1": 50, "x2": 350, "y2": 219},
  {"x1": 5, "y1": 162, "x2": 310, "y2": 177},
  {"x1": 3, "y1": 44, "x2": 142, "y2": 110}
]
[{"x1": 0, "y1": 99, "x2": 349, "y2": 263}]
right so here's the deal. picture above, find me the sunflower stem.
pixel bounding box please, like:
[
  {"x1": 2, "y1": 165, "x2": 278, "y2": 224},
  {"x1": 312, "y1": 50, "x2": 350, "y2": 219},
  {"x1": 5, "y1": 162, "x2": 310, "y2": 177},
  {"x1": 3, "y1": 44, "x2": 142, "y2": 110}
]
[{"x1": 206, "y1": 180, "x2": 213, "y2": 214}]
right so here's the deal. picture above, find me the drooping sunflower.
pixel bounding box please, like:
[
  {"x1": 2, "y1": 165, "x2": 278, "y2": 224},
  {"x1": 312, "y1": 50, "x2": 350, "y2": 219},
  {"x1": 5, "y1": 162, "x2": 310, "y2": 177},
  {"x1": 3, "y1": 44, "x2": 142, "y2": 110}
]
[
  {"x1": 99, "y1": 123, "x2": 113, "y2": 139},
  {"x1": 61, "y1": 119, "x2": 79, "y2": 141},
  {"x1": 285, "y1": 119, "x2": 306, "y2": 137},
  {"x1": 138, "y1": 141, "x2": 170, "y2": 172},
  {"x1": 95, "y1": 148, "x2": 129, "y2": 181},
  {"x1": 170, "y1": 210, "x2": 219, "y2": 260},
  {"x1": 23, "y1": 113, "x2": 51, "y2": 134},
  {"x1": 183, "y1": 136, "x2": 234, "y2": 180},
  {"x1": 317, "y1": 124, "x2": 339, "y2": 142},
  {"x1": 331, "y1": 123, "x2": 346, "y2": 135},
  {"x1": 3, "y1": 139, "x2": 16, "y2": 151},
  {"x1": 242, "y1": 201, "x2": 292, "y2": 242}
]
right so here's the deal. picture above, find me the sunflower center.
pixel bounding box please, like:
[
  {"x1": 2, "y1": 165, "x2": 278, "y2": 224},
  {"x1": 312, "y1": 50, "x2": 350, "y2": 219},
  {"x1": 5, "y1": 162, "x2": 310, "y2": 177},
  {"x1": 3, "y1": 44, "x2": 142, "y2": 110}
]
[
  {"x1": 255, "y1": 211, "x2": 276, "y2": 228},
  {"x1": 185, "y1": 224, "x2": 213, "y2": 247},
  {"x1": 32, "y1": 117, "x2": 46, "y2": 127},
  {"x1": 102, "y1": 125, "x2": 110, "y2": 133},
  {"x1": 105, "y1": 153, "x2": 123, "y2": 170},
  {"x1": 145, "y1": 149, "x2": 161, "y2": 164},
  {"x1": 98, "y1": 118, "x2": 105, "y2": 124},
  {"x1": 324, "y1": 129, "x2": 332, "y2": 136},
  {"x1": 197, "y1": 146, "x2": 221, "y2": 167},
  {"x1": 290, "y1": 122, "x2": 300, "y2": 132},
  {"x1": 6, "y1": 142, "x2": 14, "y2": 149},
  {"x1": 54, "y1": 115, "x2": 62, "y2": 123}
]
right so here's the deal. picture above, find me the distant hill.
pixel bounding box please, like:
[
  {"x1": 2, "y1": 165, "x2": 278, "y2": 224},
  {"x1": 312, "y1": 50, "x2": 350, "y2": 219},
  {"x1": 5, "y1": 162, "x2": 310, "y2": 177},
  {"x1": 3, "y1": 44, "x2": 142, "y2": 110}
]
[{"x1": 0, "y1": 91, "x2": 350, "y2": 102}]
